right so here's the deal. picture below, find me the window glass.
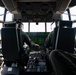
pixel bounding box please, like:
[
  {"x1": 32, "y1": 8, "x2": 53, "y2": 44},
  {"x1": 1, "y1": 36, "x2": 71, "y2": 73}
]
[
  {"x1": 47, "y1": 22, "x2": 55, "y2": 32},
  {"x1": 72, "y1": 23, "x2": 76, "y2": 28},
  {"x1": 73, "y1": 23, "x2": 76, "y2": 41},
  {"x1": 5, "y1": 11, "x2": 13, "y2": 22},
  {"x1": 69, "y1": 6, "x2": 76, "y2": 20},
  {"x1": 0, "y1": 7, "x2": 5, "y2": 21},
  {"x1": 30, "y1": 22, "x2": 45, "y2": 32},
  {"x1": 0, "y1": 23, "x2": 3, "y2": 29},
  {"x1": 22, "y1": 22, "x2": 28, "y2": 32},
  {"x1": 61, "y1": 11, "x2": 69, "y2": 20},
  {"x1": 0, "y1": 23, "x2": 3, "y2": 40}
]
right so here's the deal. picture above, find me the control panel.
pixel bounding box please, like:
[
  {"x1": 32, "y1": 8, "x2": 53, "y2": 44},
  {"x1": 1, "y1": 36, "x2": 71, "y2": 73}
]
[{"x1": 26, "y1": 51, "x2": 47, "y2": 72}]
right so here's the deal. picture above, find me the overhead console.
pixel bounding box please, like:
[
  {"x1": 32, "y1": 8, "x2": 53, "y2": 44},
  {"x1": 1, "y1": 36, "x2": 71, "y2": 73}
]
[
  {"x1": 52, "y1": 0, "x2": 72, "y2": 20},
  {"x1": 1, "y1": 0, "x2": 72, "y2": 22}
]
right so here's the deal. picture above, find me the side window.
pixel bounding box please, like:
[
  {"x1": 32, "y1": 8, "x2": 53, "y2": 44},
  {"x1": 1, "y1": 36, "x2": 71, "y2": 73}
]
[
  {"x1": 46, "y1": 22, "x2": 55, "y2": 32},
  {"x1": 69, "y1": 6, "x2": 76, "y2": 20},
  {"x1": 5, "y1": 11, "x2": 13, "y2": 22},
  {"x1": 0, "y1": 23, "x2": 3, "y2": 40},
  {"x1": 61, "y1": 11, "x2": 69, "y2": 20},
  {"x1": 22, "y1": 22, "x2": 28, "y2": 32},
  {"x1": 72, "y1": 23, "x2": 76, "y2": 28},
  {"x1": 0, "y1": 23, "x2": 3, "y2": 48},
  {"x1": 0, "y1": 23, "x2": 3, "y2": 30},
  {"x1": 69, "y1": 6, "x2": 76, "y2": 28},
  {"x1": 0, "y1": 7, "x2": 5, "y2": 21}
]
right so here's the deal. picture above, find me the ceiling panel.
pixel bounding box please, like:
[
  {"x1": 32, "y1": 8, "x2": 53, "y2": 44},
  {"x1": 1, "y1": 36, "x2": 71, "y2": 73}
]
[{"x1": 18, "y1": 0, "x2": 57, "y2": 2}]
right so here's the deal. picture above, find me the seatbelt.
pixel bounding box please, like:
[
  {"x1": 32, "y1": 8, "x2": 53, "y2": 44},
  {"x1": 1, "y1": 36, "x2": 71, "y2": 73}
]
[{"x1": 55, "y1": 27, "x2": 60, "y2": 49}]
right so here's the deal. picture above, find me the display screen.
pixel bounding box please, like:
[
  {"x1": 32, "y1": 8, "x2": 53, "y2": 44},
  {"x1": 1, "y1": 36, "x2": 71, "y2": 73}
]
[{"x1": 26, "y1": 32, "x2": 49, "y2": 50}]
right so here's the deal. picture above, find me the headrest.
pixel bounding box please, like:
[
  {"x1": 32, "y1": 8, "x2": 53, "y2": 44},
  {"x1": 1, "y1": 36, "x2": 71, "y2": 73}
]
[
  {"x1": 4, "y1": 22, "x2": 16, "y2": 27},
  {"x1": 59, "y1": 20, "x2": 72, "y2": 28}
]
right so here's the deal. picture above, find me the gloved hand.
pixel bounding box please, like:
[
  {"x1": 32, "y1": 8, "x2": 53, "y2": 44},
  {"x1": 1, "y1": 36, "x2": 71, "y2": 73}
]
[{"x1": 33, "y1": 44, "x2": 40, "y2": 51}]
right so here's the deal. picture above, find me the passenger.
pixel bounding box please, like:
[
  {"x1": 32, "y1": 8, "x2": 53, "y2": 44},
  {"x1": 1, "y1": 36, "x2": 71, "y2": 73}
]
[
  {"x1": 49, "y1": 50, "x2": 76, "y2": 75},
  {"x1": 16, "y1": 21, "x2": 40, "y2": 49}
]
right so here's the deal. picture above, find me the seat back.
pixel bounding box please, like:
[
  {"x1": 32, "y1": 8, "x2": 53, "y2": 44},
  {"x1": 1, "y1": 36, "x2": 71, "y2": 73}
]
[
  {"x1": 4, "y1": 22, "x2": 23, "y2": 53},
  {"x1": 1, "y1": 27, "x2": 20, "y2": 62},
  {"x1": 56, "y1": 28, "x2": 75, "y2": 53},
  {"x1": 59, "y1": 20, "x2": 72, "y2": 28},
  {"x1": 52, "y1": 21, "x2": 73, "y2": 50}
]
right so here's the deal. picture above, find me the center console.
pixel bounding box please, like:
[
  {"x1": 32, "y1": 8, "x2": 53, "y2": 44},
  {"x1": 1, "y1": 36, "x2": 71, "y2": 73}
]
[
  {"x1": 1, "y1": 50, "x2": 48, "y2": 75},
  {"x1": 26, "y1": 51, "x2": 47, "y2": 72}
]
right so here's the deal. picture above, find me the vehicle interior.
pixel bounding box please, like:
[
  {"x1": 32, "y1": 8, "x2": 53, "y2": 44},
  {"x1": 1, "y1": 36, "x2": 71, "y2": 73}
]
[{"x1": 0, "y1": 0, "x2": 76, "y2": 75}]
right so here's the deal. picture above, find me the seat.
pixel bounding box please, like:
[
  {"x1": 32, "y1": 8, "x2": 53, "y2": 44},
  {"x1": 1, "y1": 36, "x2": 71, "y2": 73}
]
[
  {"x1": 1, "y1": 27, "x2": 20, "y2": 66},
  {"x1": 54, "y1": 21, "x2": 75, "y2": 53},
  {"x1": 48, "y1": 21, "x2": 74, "y2": 74},
  {"x1": 1, "y1": 25, "x2": 28, "y2": 67},
  {"x1": 56, "y1": 28, "x2": 75, "y2": 53},
  {"x1": 52, "y1": 20, "x2": 73, "y2": 50},
  {"x1": 4, "y1": 22, "x2": 24, "y2": 52}
]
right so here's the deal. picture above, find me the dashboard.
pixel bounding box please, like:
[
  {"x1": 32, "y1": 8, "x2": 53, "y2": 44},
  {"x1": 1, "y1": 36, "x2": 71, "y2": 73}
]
[{"x1": 26, "y1": 32, "x2": 49, "y2": 50}]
